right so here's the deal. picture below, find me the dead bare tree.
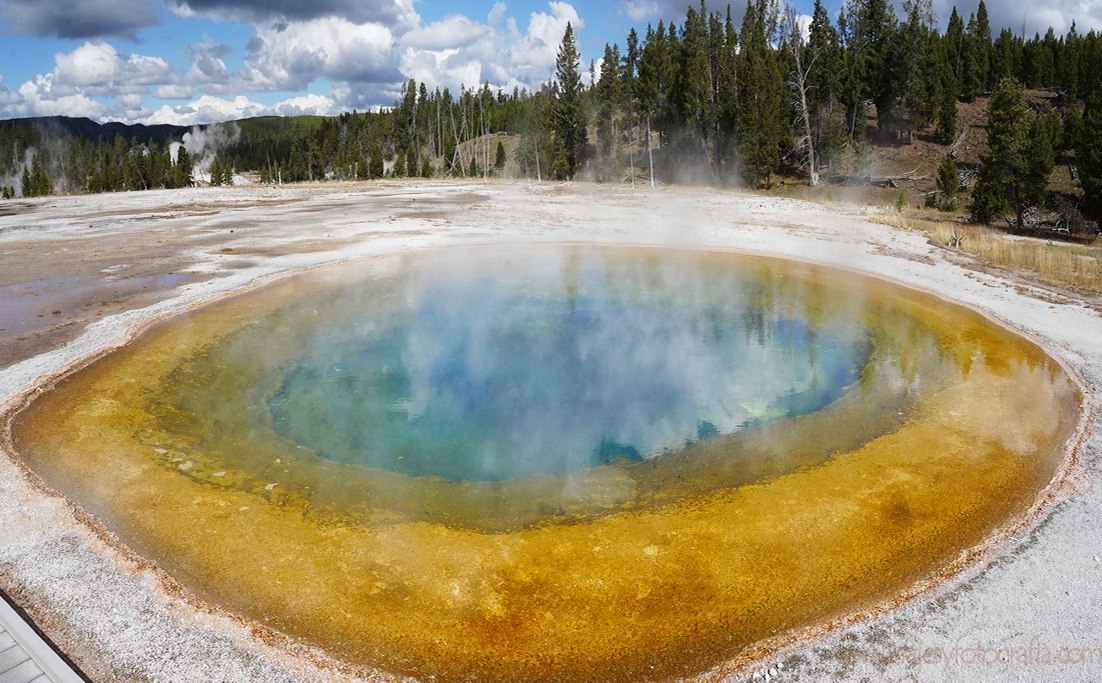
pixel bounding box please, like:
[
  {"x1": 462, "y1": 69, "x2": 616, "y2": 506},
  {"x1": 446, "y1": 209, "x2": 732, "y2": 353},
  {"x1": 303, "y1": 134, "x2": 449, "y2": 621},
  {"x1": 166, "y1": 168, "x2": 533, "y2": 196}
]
[
  {"x1": 782, "y1": 5, "x2": 819, "y2": 186},
  {"x1": 948, "y1": 125, "x2": 968, "y2": 159}
]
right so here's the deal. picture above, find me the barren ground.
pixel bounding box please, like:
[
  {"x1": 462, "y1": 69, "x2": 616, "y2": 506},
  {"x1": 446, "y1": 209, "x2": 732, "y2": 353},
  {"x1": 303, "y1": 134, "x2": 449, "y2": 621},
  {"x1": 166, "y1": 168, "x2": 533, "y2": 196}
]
[{"x1": 0, "y1": 180, "x2": 1099, "y2": 682}]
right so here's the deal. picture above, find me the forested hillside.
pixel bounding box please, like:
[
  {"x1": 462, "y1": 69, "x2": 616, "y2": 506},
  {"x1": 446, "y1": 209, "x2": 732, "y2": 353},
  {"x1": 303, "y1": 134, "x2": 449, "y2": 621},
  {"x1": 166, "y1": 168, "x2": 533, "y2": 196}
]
[{"x1": 1, "y1": 0, "x2": 1099, "y2": 231}]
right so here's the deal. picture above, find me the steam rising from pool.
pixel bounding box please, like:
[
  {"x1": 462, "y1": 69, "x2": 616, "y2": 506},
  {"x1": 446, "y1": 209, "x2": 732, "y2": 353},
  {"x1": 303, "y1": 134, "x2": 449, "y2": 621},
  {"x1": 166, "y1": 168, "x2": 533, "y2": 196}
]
[
  {"x1": 257, "y1": 250, "x2": 870, "y2": 481},
  {"x1": 10, "y1": 245, "x2": 1081, "y2": 683}
]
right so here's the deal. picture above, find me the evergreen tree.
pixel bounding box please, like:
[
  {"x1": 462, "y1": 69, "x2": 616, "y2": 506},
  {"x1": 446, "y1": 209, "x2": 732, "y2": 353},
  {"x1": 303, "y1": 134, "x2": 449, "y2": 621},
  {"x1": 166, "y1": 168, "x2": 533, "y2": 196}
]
[
  {"x1": 970, "y1": 78, "x2": 1051, "y2": 228},
  {"x1": 706, "y1": 8, "x2": 728, "y2": 166},
  {"x1": 637, "y1": 21, "x2": 674, "y2": 184},
  {"x1": 495, "y1": 140, "x2": 507, "y2": 170},
  {"x1": 0, "y1": 12, "x2": 1093, "y2": 198},
  {"x1": 936, "y1": 155, "x2": 959, "y2": 210},
  {"x1": 307, "y1": 139, "x2": 322, "y2": 181},
  {"x1": 961, "y1": 3, "x2": 992, "y2": 100},
  {"x1": 673, "y1": 2, "x2": 712, "y2": 161},
  {"x1": 736, "y1": 1, "x2": 785, "y2": 187},
  {"x1": 174, "y1": 146, "x2": 194, "y2": 188},
  {"x1": 1064, "y1": 105, "x2": 1082, "y2": 152},
  {"x1": 394, "y1": 149, "x2": 407, "y2": 177},
  {"x1": 806, "y1": 0, "x2": 846, "y2": 174},
  {"x1": 553, "y1": 23, "x2": 586, "y2": 178},
  {"x1": 944, "y1": 7, "x2": 965, "y2": 87},
  {"x1": 210, "y1": 155, "x2": 234, "y2": 186},
  {"x1": 596, "y1": 42, "x2": 623, "y2": 181},
  {"x1": 639, "y1": 21, "x2": 673, "y2": 142},
  {"x1": 713, "y1": 6, "x2": 739, "y2": 181},
  {"x1": 549, "y1": 135, "x2": 570, "y2": 180},
  {"x1": 287, "y1": 141, "x2": 307, "y2": 182},
  {"x1": 844, "y1": 0, "x2": 899, "y2": 140},
  {"x1": 31, "y1": 153, "x2": 51, "y2": 196},
  {"x1": 622, "y1": 26, "x2": 644, "y2": 175},
  {"x1": 969, "y1": 158, "x2": 1005, "y2": 224},
  {"x1": 1025, "y1": 115, "x2": 1055, "y2": 206},
  {"x1": 209, "y1": 157, "x2": 222, "y2": 186},
  {"x1": 897, "y1": 0, "x2": 937, "y2": 141},
  {"x1": 369, "y1": 144, "x2": 385, "y2": 179},
  {"x1": 935, "y1": 35, "x2": 959, "y2": 142},
  {"x1": 973, "y1": 0, "x2": 993, "y2": 89},
  {"x1": 1078, "y1": 90, "x2": 1102, "y2": 224},
  {"x1": 1060, "y1": 21, "x2": 1081, "y2": 102},
  {"x1": 625, "y1": 27, "x2": 640, "y2": 82},
  {"x1": 991, "y1": 27, "x2": 1020, "y2": 85},
  {"x1": 1034, "y1": 28, "x2": 1059, "y2": 87}
]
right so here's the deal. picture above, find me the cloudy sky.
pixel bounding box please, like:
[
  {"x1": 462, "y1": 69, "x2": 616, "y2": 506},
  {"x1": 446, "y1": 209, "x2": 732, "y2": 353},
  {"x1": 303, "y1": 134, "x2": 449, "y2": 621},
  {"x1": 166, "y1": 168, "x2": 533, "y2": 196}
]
[{"x1": 0, "y1": 0, "x2": 1097, "y2": 126}]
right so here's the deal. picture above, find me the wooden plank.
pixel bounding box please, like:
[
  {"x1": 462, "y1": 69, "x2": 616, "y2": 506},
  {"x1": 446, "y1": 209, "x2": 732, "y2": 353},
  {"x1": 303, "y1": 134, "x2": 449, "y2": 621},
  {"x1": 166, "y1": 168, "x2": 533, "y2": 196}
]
[
  {"x1": 0, "y1": 658, "x2": 44, "y2": 683},
  {"x1": 0, "y1": 644, "x2": 33, "y2": 676},
  {"x1": 0, "y1": 631, "x2": 18, "y2": 653},
  {"x1": 0, "y1": 598, "x2": 83, "y2": 683}
]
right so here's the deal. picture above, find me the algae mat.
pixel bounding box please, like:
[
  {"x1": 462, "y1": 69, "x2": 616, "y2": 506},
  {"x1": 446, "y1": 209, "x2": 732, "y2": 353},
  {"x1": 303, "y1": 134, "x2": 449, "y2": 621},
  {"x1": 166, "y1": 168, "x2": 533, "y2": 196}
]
[{"x1": 9, "y1": 246, "x2": 1081, "y2": 681}]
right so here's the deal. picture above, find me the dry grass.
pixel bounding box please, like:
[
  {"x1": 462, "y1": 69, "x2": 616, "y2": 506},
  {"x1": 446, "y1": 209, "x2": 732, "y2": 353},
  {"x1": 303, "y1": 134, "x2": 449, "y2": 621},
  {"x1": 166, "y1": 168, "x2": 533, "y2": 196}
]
[{"x1": 877, "y1": 212, "x2": 1102, "y2": 293}]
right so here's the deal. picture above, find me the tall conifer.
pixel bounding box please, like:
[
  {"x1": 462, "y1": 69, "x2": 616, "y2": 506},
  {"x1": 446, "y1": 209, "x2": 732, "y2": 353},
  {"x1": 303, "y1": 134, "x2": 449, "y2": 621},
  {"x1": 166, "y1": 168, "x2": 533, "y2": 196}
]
[
  {"x1": 970, "y1": 78, "x2": 1052, "y2": 228},
  {"x1": 553, "y1": 23, "x2": 586, "y2": 179},
  {"x1": 1078, "y1": 90, "x2": 1102, "y2": 224},
  {"x1": 736, "y1": 1, "x2": 785, "y2": 186}
]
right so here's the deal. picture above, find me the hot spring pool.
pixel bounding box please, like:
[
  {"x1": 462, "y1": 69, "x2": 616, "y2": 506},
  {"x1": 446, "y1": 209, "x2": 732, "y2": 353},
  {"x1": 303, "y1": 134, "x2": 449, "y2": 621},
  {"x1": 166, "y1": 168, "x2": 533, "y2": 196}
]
[{"x1": 10, "y1": 245, "x2": 1081, "y2": 681}]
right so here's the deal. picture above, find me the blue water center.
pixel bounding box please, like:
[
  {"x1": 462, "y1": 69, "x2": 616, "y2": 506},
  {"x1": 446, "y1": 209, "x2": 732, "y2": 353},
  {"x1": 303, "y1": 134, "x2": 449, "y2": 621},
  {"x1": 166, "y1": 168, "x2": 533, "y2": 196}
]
[{"x1": 266, "y1": 248, "x2": 871, "y2": 482}]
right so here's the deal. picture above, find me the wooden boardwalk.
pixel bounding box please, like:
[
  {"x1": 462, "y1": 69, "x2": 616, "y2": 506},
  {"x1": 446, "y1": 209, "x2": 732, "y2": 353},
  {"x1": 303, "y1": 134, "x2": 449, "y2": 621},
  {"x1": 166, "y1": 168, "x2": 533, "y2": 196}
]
[{"x1": 0, "y1": 597, "x2": 83, "y2": 683}]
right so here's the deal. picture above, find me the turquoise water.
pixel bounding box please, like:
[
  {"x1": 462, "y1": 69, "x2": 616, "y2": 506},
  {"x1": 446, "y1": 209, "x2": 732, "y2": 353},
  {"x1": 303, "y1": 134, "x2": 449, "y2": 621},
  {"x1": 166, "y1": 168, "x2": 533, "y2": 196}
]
[
  {"x1": 265, "y1": 248, "x2": 872, "y2": 482},
  {"x1": 16, "y1": 244, "x2": 1081, "y2": 683}
]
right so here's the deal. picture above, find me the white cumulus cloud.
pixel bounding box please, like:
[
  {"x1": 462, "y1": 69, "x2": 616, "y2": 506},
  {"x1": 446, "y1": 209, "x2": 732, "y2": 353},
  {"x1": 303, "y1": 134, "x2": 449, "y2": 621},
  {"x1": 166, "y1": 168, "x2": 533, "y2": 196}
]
[
  {"x1": 142, "y1": 92, "x2": 340, "y2": 125},
  {"x1": 154, "y1": 84, "x2": 196, "y2": 100},
  {"x1": 53, "y1": 42, "x2": 171, "y2": 90},
  {"x1": 920, "y1": 1, "x2": 1101, "y2": 35},
  {"x1": 144, "y1": 94, "x2": 270, "y2": 125},
  {"x1": 622, "y1": 0, "x2": 660, "y2": 23},
  {"x1": 14, "y1": 74, "x2": 108, "y2": 118},
  {"x1": 184, "y1": 42, "x2": 234, "y2": 89},
  {"x1": 401, "y1": 15, "x2": 491, "y2": 50},
  {"x1": 274, "y1": 93, "x2": 340, "y2": 116},
  {"x1": 510, "y1": 2, "x2": 583, "y2": 71},
  {"x1": 621, "y1": 0, "x2": 683, "y2": 23},
  {"x1": 242, "y1": 17, "x2": 399, "y2": 91},
  {"x1": 398, "y1": 2, "x2": 584, "y2": 93}
]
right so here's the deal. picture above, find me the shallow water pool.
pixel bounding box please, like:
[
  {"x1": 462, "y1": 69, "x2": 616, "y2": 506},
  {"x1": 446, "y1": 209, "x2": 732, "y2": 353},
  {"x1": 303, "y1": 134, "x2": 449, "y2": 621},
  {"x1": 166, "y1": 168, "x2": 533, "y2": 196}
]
[{"x1": 11, "y1": 245, "x2": 1081, "y2": 681}]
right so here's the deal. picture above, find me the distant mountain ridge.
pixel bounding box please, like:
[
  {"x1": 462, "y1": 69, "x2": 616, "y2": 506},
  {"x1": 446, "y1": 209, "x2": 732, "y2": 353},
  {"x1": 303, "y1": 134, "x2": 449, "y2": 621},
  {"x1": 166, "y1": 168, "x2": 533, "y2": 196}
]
[{"x1": 4, "y1": 116, "x2": 192, "y2": 144}]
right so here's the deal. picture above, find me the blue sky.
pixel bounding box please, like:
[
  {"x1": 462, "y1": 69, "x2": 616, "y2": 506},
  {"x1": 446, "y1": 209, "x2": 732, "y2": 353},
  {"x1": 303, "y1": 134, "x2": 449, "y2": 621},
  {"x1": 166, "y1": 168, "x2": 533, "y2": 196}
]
[{"x1": 0, "y1": 0, "x2": 1097, "y2": 126}]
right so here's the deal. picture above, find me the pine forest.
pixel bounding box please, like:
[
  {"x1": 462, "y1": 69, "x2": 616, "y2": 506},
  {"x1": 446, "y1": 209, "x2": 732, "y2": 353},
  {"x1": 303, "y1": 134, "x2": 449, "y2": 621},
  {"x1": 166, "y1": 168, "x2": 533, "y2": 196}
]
[{"x1": 1, "y1": 0, "x2": 1101, "y2": 232}]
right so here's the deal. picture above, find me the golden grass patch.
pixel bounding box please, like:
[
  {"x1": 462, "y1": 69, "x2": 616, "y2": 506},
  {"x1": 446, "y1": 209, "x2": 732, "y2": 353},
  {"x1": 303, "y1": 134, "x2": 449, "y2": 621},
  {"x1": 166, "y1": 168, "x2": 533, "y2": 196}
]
[{"x1": 878, "y1": 212, "x2": 1102, "y2": 293}]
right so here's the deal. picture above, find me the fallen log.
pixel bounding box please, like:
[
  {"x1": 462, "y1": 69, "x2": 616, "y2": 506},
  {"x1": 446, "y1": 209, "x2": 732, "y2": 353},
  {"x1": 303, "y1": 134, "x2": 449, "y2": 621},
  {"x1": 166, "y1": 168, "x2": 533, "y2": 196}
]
[{"x1": 825, "y1": 166, "x2": 933, "y2": 187}]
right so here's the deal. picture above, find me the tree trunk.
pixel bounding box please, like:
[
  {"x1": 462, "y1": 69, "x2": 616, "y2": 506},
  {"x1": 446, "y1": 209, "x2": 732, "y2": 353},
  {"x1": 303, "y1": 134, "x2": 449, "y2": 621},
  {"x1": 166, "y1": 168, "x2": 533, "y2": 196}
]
[
  {"x1": 796, "y1": 74, "x2": 818, "y2": 186},
  {"x1": 629, "y1": 143, "x2": 635, "y2": 188},
  {"x1": 1014, "y1": 184, "x2": 1024, "y2": 231},
  {"x1": 789, "y1": 43, "x2": 819, "y2": 186},
  {"x1": 647, "y1": 118, "x2": 655, "y2": 188}
]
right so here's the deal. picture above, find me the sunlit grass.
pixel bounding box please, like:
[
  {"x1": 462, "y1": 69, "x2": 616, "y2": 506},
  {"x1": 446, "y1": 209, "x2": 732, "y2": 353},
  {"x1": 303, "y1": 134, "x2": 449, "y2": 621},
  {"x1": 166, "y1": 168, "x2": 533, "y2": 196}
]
[{"x1": 877, "y1": 212, "x2": 1102, "y2": 293}]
